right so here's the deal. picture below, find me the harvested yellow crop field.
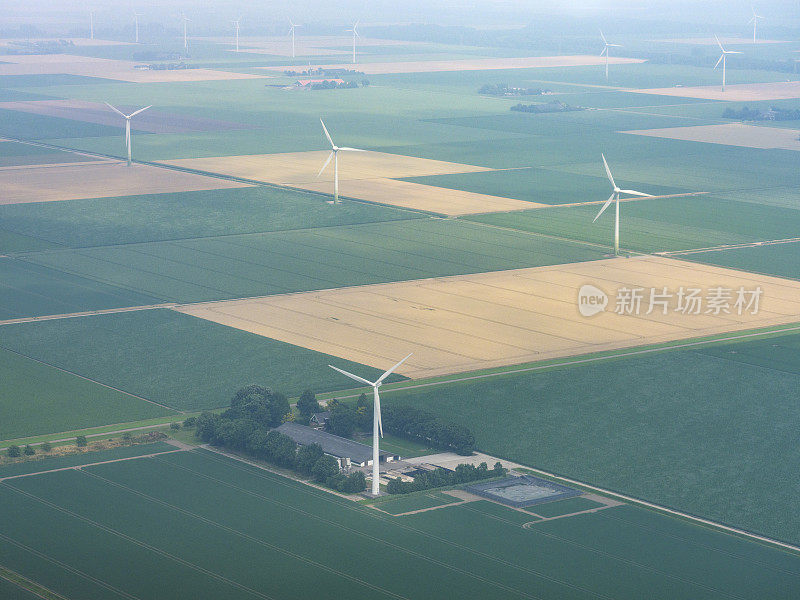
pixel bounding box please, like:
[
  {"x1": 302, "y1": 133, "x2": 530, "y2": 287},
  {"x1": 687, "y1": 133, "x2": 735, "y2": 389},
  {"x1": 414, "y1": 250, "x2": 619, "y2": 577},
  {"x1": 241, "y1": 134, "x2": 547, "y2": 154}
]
[
  {"x1": 0, "y1": 54, "x2": 264, "y2": 83},
  {"x1": 176, "y1": 256, "x2": 800, "y2": 379},
  {"x1": 623, "y1": 123, "x2": 800, "y2": 151},
  {"x1": 0, "y1": 162, "x2": 252, "y2": 205},
  {"x1": 262, "y1": 55, "x2": 644, "y2": 75},
  {"x1": 632, "y1": 81, "x2": 800, "y2": 101}
]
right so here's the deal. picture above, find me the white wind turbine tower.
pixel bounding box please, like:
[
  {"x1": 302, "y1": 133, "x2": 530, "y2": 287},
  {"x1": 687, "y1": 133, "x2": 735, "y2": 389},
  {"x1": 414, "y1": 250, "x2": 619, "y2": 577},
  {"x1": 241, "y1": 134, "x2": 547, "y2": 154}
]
[
  {"x1": 134, "y1": 13, "x2": 141, "y2": 43},
  {"x1": 181, "y1": 14, "x2": 189, "y2": 55},
  {"x1": 232, "y1": 18, "x2": 241, "y2": 52},
  {"x1": 749, "y1": 8, "x2": 764, "y2": 43},
  {"x1": 105, "y1": 102, "x2": 152, "y2": 167},
  {"x1": 288, "y1": 20, "x2": 300, "y2": 58},
  {"x1": 592, "y1": 154, "x2": 652, "y2": 256},
  {"x1": 599, "y1": 30, "x2": 621, "y2": 80},
  {"x1": 329, "y1": 354, "x2": 412, "y2": 496},
  {"x1": 714, "y1": 35, "x2": 742, "y2": 91},
  {"x1": 348, "y1": 21, "x2": 360, "y2": 64},
  {"x1": 89, "y1": 11, "x2": 94, "y2": 40},
  {"x1": 317, "y1": 118, "x2": 365, "y2": 204}
]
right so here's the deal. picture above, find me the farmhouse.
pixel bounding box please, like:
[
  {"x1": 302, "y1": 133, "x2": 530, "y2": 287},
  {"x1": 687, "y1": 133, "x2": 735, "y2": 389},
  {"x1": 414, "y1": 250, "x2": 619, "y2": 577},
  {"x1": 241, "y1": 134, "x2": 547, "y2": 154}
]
[{"x1": 275, "y1": 422, "x2": 399, "y2": 468}]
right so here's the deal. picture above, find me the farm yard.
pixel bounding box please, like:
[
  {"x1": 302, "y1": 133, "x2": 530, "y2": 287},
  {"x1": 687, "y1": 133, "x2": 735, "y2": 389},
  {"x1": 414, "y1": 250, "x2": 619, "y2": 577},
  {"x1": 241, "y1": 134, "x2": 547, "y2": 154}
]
[{"x1": 0, "y1": 13, "x2": 799, "y2": 599}]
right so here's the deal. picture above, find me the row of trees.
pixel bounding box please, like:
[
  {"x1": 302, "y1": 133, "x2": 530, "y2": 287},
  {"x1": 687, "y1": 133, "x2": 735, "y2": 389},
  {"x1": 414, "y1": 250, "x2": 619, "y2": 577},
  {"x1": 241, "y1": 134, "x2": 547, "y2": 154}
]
[
  {"x1": 722, "y1": 105, "x2": 800, "y2": 121},
  {"x1": 382, "y1": 405, "x2": 475, "y2": 455},
  {"x1": 386, "y1": 462, "x2": 506, "y2": 494},
  {"x1": 510, "y1": 101, "x2": 582, "y2": 114}
]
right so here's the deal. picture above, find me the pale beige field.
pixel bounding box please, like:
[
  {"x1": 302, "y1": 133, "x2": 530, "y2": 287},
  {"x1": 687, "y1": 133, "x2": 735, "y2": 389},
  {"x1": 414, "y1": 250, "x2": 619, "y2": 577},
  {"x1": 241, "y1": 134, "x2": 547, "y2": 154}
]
[
  {"x1": 624, "y1": 123, "x2": 800, "y2": 151},
  {"x1": 261, "y1": 55, "x2": 645, "y2": 75},
  {"x1": 0, "y1": 54, "x2": 263, "y2": 83},
  {"x1": 294, "y1": 178, "x2": 542, "y2": 215},
  {"x1": 632, "y1": 81, "x2": 800, "y2": 101},
  {"x1": 176, "y1": 256, "x2": 800, "y2": 379},
  {"x1": 0, "y1": 162, "x2": 252, "y2": 205},
  {"x1": 0, "y1": 38, "x2": 132, "y2": 47}
]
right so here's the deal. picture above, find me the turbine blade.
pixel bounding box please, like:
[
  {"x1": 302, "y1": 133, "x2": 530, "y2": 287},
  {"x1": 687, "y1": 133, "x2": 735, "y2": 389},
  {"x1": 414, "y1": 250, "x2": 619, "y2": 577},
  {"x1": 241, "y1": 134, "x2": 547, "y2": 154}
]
[
  {"x1": 593, "y1": 193, "x2": 616, "y2": 222},
  {"x1": 601, "y1": 153, "x2": 617, "y2": 189},
  {"x1": 714, "y1": 54, "x2": 723, "y2": 69},
  {"x1": 328, "y1": 364, "x2": 374, "y2": 387},
  {"x1": 375, "y1": 353, "x2": 413, "y2": 384},
  {"x1": 319, "y1": 118, "x2": 334, "y2": 148},
  {"x1": 609, "y1": 43, "x2": 622, "y2": 47},
  {"x1": 129, "y1": 105, "x2": 152, "y2": 118},
  {"x1": 338, "y1": 146, "x2": 366, "y2": 152},
  {"x1": 317, "y1": 151, "x2": 334, "y2": 177},
  {"x1": 599, "y1": 29, "x2": 607, "y2": 44},
  {"x1": 375, "y1": 388, "x2": 383, "y2": 438},
  {"x1": 714, "y1": 34, "x2": 725, "y2": 52},
  {"x1": 618, "y1": 189, "x2": 652, "y2": 197},
  {"x1": 599, "y1": 47, "x2": 607, "y2": 57},
  {"x1": 105, "y1": 102, "x2": 126, "y2": 117}
]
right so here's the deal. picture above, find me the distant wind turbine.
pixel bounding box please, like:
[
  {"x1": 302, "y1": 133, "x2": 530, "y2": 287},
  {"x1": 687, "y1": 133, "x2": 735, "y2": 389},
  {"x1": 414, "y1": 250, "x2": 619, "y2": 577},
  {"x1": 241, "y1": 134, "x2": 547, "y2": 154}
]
[
  {"x1": 714, "y1": 34, "x2": 742, "y2": 91},
  {"x1": 89, "y1": 10, "x2": 94, "y2": 40},
  {"x1": 317, "y1": 118, "x2": 365, "y2": 204},
  {"x1": 329, "y1": 353, "x2": 412, "y2": 496},
  {"x1": 232, "y1": 18, "x2": 241, "y2": 52},
  {"x1": 288, "y1": 20, "x2": 300, "y2": 58},
  {"x1": 105, "y1": 102, "x2": 152, "y2": 167},
  {"x1": 592, "y1": 154, "x2": 652, "y2": 256},
  {"x1": 599, "y1": 30, "x2": 621, "y2": 80},
  {"x1": 181, "y1": 14, "x2": 189, "y2": 55},
  {"x1": 134, "y1": 12, "x2": 141, "y2": 43},
  {"x1": 749, "y1": 8, "x2": 764, "y2": 43},
  {"x1": 348, "y1": 21, "x2": 360, "y2": 64}
]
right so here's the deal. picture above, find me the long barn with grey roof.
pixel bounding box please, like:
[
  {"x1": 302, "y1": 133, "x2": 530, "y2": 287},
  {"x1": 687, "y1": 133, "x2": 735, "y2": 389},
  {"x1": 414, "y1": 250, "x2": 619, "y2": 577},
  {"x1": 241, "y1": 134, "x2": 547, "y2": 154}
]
[{"x1": 275, "y1": 422, "x2": 399, "y2": 468}]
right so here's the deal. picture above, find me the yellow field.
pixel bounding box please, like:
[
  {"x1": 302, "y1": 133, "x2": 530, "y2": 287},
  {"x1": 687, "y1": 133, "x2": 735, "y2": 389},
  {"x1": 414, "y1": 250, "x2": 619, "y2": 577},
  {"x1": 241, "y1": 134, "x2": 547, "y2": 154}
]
[
  {"x1": 0, "y1": 54, "x2": 263, "y2": 83},
  {"x1": 624, "y1": 123, "x2": 800, "y2": 151},
  {"x1": 262, "y1": 55, "x2": 645, "y2": 75},
  {"x1": 0, "y1": 162, "x2": 251, "y2": 205},
  {"x1": 163, "y1": 151, "x2": 535, "y2": 215},
  {"x1": 632, "y1": 81, "x2": 800, "y2": 101},
  {"x1": 175, "y1": 256, "x2": 800, "y2": 379}
]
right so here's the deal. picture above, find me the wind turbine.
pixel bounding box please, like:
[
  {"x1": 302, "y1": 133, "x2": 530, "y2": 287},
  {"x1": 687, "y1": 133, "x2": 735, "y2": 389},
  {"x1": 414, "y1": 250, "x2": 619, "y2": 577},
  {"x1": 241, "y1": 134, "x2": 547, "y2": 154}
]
[
  {"x1": 232, "y1": 18, "x2": 241, "y2": 52},
  {"x1": 329, "y1": 354, "x2": 412, "y2": 496},
  {"x1": 749, "y1": 8, "x2": 764, "y2": 43},
  {"x1": 599, "y1": 30, "x2": 621, "y2": 80},
  {"x1": 105, "y1": 102, "x2": 152, "y2": 167},
  {"x1": 288, "y1": 20, "x2": 300, "y2": 58},
  {"x1": 134, "y1": 12, "x2": 141, "y2": 43},
  {"x1": 181, "y1": 14, "x2": 189, "y2": 55},
  {"x1": 89, "y1": 10, "x2": 94, "y2": 40},
  {"x1": 317, "y1": 118, "x2": 365, "y2": 204},
  {"x1": 592, "y1": 154, "x2": 652, "y2": 256},
  {"x1": 714, "y1": 35, "x2": 742, "y2": 91},
  {"x1": 348, "y1": 21, "x2": 360, "y2": 64}
]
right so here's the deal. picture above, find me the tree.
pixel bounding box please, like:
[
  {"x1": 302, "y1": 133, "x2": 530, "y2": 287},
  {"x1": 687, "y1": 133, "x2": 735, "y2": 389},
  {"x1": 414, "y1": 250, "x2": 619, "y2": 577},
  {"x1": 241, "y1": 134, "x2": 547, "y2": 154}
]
[
  {"x1": 6, "y1": 445, "x2": 21, "y2": 458},
  {"x1": 170, "y1": 422, "x2": 181, "y2": 430},
  {"x1": 311, "y1": 454, "x2": 340, "y2": 482},
  {"x1": 297, "y1": 390, "x2": 322, "y2": 418},
  {"x1": 23, "y1": 445, "x2": 35, "y2": 456},
  {"x1": 183, "y1": 416, "x2": 197, "y2": 428},
  {"x1": 340, "y1": 470, "x2": 366, "y2": 493},
  {"x1": 296, "y1": 443, "x2": 324, "y2": 475},
  {"x1": 41, "y1": 441, "x2": 52, "y2": 453},
  {"x1": 195, "y1": 412, "x2": 221, "y2": 443},
  {"x1": 76, "y1": 436, "x2": 87, "y2": 447},
  {"x1": 327, "y1": 405, "x2": 356, "y2": 438}
]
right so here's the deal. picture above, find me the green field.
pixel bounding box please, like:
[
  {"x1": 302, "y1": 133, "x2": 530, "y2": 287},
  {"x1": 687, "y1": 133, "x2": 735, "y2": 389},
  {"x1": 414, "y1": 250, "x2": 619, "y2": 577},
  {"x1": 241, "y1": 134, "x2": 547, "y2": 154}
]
[
  {"x1": 529, "y1": 497, "x2": 606, "y2": 518},
  {"x1": 381, "y1": 331, "x2": 800, "y2": 544},
  {"x1": 468, "y1": 195, "x2": 800, "y2": 254},
  {"x1": 373, "y1": 491, "x2": 459, "y2": 515},
  {"x1": 0, "y1": 347, "x2": 173, "y2": 441},
  {"x1": 0, "y1": 186, "x2": 419, "y2": 251},
  {"x1": 684, "y1": 242, "x2": 800, "y2": 280},
  {"x1": 0, "y1": 310, "x2": 405, "y2": 414},
  {"x1": 16, "y1": 219, "x2": 605, "y2": 306},
  {"x1": 0, "y1": 449, "x2": 797, "y2": 600}
]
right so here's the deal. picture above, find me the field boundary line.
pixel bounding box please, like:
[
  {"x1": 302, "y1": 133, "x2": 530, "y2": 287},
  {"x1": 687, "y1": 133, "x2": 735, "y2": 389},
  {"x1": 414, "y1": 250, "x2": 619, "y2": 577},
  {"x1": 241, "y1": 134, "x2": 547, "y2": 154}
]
[
  {"x1": 656, "y1": 236, "x2": 800, "y2": 256},
  {"x1": 0, "y1": 303, "x2": 177, "y2": 326},
  {"x1": 515, "y1": 465, "x2": 800, "y2": 555},
  {"x1": 0, "y1": 345, "x2": 180, "y2": 413},
  {"x1": 0, "y1": 447, "x2": 186, "y2": 482},
  {"x1": 0, "y1": 565, "x2": 70, "y2": 600}
]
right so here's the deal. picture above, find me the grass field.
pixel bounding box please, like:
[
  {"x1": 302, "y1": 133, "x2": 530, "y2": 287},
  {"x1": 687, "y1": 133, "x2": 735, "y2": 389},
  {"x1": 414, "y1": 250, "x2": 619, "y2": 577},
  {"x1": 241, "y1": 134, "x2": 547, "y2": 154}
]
[
  {"x1": 0, "y1": 186, "x2": 419, "y2": 251},
  {"x1": 528, "y1": 497, "x2": 606, "y2": 518},
  {"x1": 380, "y1": 330, "x2": 800, "y2": 544},
  {"x1": 0, "y1": 310, "x2": 405, "y2": 414},
  {"x1": 0, "y1": 347, "x2": 173, "y2": 441},
  {"x1": 372, "y1": 491, "x2": 459, "y2": 515},
  {"x1": 0, "y1": 449, "x2": 797, "y2": 600},
  {"x1": 18, "y1": 219, "x2": 606, "y2": 306},
  {"x1": 468, "y1": 195, "x2": 800, "y2": 254},
  {"x1": 684, "y1": 242, "x2": 800, "y2": 280}
]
